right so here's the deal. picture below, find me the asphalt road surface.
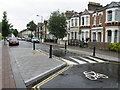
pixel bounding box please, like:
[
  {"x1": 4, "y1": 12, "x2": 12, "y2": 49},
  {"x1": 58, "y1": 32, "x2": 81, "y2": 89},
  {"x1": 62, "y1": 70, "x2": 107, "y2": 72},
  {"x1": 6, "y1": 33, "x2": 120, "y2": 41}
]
[{"x1": 9, "y1": 41, "x2": 120, "y2": 89}]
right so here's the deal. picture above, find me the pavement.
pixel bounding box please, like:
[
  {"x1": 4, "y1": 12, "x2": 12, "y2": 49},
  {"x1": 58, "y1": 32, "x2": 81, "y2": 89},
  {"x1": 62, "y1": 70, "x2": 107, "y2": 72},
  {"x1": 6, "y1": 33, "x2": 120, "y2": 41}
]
[
  {"x1": 1, "y1": 41, "x2": 16, "y2": 90},
  {"x1": 8, "y1": 44, "x2": 66, "y2": 87},
  {"x1": 44, "y1": 42, "x2": 119, "y2": 62}
]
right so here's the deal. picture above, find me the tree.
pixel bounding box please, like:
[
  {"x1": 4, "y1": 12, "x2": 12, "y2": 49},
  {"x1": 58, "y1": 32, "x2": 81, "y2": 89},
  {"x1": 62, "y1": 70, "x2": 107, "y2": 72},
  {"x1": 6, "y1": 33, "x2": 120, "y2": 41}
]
[
  {"x1": 2, "y1": 11, "x2": 12, "y2": 44},
  {"x1": 12, "y1": 29, "x2": 18, "y2": 37},
  {"x1": 26, "y1": 21, "x2": 37, "y2": 38},
  {"x1": 28, "y1": 34, "x2": 33, "y2": 38},
  {"x1": 0, "y1": 22, "x2": 2, "y2": 34},
  {"x1": 2, "y1": 11, "x2": 10, "y2": 38},
  {"x1": 48, "y1": 10, "x2": 67, "y2": 39}
]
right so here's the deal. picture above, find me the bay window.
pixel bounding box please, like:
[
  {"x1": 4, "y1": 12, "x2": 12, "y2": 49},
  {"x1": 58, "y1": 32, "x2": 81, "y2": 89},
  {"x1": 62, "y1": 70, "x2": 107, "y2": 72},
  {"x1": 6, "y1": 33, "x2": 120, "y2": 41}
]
[{"x1": 107, "y1": 10, "x2": 112, "y2": 21}]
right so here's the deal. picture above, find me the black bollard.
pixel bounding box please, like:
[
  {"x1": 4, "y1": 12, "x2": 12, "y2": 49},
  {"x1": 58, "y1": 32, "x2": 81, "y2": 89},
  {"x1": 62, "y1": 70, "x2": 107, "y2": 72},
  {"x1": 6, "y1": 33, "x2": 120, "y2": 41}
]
[
  {"x1": 65, "y1": 41, "x2": 67, "y2": 54},
  {"x1": 93, "y1": 46, "x2": 96, "y2": 56},
  {"x1": 33, "y1": 41, "x2": 35, "y2": 50},
  {"x1": 49, "y1": 45, "x2": 52, "y2": 58}
]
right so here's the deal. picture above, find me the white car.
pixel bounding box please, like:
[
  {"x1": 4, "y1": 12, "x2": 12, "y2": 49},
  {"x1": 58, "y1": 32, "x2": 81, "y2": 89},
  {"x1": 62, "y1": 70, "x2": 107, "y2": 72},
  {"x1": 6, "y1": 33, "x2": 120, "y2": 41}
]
[{"x1": 32, "y1": 37, "x2": 40, "y2": 43}]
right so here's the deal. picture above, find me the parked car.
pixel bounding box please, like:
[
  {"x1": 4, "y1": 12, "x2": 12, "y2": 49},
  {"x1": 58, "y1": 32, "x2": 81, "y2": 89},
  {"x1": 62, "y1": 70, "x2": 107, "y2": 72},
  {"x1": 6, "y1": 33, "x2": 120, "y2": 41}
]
[
  {"x1": 26, "y1": 38, "x2": 32, "y2": 42},
  {"x1": 21, "y1": 38, "x2": 26, "y2": 41},
  {"x1": 6, "y1": 37, "x2": 10, "y2": 41},
  {"x1": 9, "y1": 38, "x2": 19, "y2": 46},
  {"x1": 17, "y1": 37, "x2": 22, "y2": 40},
  {"x1": 32, "y1": 37, "x2": 40, "y2": 43}
]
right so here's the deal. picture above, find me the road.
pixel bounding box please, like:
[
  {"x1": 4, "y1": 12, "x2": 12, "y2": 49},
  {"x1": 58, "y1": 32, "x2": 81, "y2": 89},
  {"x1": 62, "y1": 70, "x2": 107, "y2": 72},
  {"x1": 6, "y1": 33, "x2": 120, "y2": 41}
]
[{"x1": 9, "y1": 41, "x2": 120, "y2": 89}]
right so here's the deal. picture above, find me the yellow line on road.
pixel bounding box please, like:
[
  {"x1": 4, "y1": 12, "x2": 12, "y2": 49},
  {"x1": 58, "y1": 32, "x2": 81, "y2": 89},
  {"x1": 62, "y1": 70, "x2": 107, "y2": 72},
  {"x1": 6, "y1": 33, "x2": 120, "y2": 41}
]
[{"x1": 32, "y1": 65, "x2": 73, "y2": 90}]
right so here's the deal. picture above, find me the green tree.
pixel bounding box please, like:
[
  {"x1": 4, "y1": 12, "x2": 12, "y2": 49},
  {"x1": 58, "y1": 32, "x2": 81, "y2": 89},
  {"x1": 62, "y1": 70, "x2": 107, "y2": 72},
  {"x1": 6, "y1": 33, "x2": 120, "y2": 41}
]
[
  {"x1": 48, "y1": 10, "x2": 67, "y2": 39},
  {"x1": 12, "y1": 29, "x2": 18, "y2": 37},
  {"x1": 28, "y1": 34, "x2": 33, "y2": 38},
  {"x1": 2, "y1": 11, "x2": 12, "y2": 44},
  {"x1": 26, "y1": 21, "x2": 37, "y2": 38},
  {"x1": 0, "y1": 22, "x2": 2, "y2": 34}
]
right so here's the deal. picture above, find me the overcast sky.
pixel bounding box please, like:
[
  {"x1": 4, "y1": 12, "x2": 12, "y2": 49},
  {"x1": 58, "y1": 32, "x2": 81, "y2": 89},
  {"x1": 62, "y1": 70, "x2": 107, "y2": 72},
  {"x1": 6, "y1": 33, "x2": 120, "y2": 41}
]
[{"x1": 0, "y1": 0, "x2": 119, "y2": 31}]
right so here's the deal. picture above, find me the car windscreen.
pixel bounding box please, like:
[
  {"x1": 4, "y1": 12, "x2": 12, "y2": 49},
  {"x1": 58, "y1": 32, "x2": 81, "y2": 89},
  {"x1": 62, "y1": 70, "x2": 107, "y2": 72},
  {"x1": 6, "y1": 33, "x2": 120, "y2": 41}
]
[{"x1": 9, "y1": 38, "x2": 18, "y2": 41}]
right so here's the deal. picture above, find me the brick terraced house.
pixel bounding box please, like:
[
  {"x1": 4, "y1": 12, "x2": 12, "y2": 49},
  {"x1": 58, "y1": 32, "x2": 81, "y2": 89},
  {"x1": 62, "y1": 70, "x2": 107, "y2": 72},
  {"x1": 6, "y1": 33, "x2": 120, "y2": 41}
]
[{"x1": 66, "y1": 2, "x2": 120, "y2": 46}]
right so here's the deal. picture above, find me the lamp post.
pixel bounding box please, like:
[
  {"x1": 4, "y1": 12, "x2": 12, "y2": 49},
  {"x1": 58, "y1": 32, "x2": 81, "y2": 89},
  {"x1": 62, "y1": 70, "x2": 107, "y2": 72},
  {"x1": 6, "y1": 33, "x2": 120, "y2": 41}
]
[
  {"x1": 36, "y1": 15, "x2": 43, "y2": 42},
  {"x1": 44, "y1": 20, "x2": 48, "y2": 41},
  {"x1": 36, "y1": 15, "x2": 43, "y2": 23}
]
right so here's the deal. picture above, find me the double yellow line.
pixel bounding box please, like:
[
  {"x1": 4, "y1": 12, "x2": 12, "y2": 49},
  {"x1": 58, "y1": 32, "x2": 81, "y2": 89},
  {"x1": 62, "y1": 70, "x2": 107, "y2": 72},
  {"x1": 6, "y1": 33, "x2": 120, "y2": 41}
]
[{"x1": 32, "y1": 65, "x2": 73, "y2": 90}]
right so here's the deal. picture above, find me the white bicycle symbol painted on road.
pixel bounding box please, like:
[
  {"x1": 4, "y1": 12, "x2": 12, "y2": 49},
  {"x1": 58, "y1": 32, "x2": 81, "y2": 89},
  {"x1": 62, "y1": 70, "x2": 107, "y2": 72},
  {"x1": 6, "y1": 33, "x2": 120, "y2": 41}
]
[{"x1": 83, "y1": 71, "x2": 109, "y2": 80}]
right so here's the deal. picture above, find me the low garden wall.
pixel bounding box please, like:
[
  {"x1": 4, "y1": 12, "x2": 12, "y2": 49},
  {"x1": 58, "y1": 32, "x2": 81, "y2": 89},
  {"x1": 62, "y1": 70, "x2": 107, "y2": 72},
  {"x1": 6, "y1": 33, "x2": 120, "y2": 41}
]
[
  {"x1": 88, "y1": 42, "x2": 120, "y2": 52},
  {"x1": 88, "y1": 42, "x2": 110, "y2": 50}
]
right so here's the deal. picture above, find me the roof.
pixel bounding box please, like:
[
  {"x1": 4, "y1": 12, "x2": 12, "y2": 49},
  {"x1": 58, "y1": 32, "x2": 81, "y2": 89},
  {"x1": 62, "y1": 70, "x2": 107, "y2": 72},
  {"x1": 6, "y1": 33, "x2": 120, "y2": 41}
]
[
  {"x1": 98, "y1": 2, "x2": 120, "y2": 12},
  {"x1": 81, "y1": 9, "x2": 94, "y2": 15},
  {"x1": 71, "y1": 12, "x2": 80, "y2": 17}
]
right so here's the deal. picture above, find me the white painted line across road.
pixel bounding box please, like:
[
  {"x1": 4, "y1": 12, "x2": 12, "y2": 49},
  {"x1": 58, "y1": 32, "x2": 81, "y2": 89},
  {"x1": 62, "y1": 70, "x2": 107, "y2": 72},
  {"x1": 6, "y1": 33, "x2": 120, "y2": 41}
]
[
  {"x1": 87, "y1": 56, "x2": 105, "y2": 62},
  {"x1": 69, "y1": 57, "x2": 87, "y2": 64},
  {"x1": 78, "y1": 56, "x2": 97, "y2": 63}
]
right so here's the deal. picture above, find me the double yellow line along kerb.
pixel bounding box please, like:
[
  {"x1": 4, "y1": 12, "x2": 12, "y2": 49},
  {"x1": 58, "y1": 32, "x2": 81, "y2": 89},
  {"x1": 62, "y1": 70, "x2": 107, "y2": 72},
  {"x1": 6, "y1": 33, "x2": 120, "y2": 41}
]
[{"x1": 32, "y1": 65, "x2": 73, "y2": 90}]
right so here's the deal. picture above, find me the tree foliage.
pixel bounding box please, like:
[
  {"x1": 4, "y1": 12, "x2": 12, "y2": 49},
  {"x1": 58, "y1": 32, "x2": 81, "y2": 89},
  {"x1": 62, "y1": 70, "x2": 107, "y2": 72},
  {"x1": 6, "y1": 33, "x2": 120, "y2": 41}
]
[
  {"x1": 28, "y1": 34, "x2": 33, "y2": 38},
  {"x1": 26, "y1": 21, "x2": 37, "y2": 32},
  {"x1": 2, "y1": 11, "x2": 12, "y2": 38},
  {"x1": 0, "y1": 22, "x2": 2, "y2": 34},
  {"x1": 48, "y1": 10, "x2": 67, "y2": 39},
  {"x1": 12, "y1": 29, "x2": 18, "y2": 37}
]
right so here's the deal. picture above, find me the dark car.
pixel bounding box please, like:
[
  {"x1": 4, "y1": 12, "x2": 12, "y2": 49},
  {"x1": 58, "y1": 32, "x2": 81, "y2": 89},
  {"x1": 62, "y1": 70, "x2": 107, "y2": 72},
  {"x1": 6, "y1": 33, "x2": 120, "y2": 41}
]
[
  {"x1": 26, "y1": 38, "x2": 32, "y2": 42},
  {"x1": 9, "y1": 38, "x2": 19, "y2": 46}
]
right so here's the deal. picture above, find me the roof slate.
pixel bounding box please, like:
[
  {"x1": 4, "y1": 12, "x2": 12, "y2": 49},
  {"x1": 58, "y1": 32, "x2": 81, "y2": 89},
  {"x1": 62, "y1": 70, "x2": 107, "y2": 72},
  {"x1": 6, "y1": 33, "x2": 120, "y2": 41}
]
[{"x1": 98, "y1": 2, "x2": 120, "y2": 12}]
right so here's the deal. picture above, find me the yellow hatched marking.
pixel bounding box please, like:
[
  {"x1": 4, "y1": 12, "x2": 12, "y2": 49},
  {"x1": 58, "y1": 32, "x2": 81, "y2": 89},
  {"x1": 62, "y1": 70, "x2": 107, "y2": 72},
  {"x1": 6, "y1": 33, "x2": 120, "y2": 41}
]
[
  {"x1": 32, "y1": 65, "x2": 73, "y2": 90},
  {"x1": 32, "y1": 51, "x2": 43, "y2": 56}
]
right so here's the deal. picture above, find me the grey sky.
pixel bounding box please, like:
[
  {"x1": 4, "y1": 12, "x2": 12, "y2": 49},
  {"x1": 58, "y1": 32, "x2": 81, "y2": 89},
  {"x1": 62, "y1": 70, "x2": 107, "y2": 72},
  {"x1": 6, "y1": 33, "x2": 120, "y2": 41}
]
[{"x1": 0, "y1": 0, "x2": 119, "y2": 31}]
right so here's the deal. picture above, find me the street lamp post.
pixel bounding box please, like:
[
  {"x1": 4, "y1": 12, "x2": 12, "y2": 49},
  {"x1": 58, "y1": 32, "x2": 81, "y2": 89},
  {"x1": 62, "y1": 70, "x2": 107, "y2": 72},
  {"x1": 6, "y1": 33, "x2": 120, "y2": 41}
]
[
  {"x1": 36, "y1": 15, "x2": 43, "y2": 42},
  {"x1": 44, "y1": 20, "x2": 48, "y2": 41}
]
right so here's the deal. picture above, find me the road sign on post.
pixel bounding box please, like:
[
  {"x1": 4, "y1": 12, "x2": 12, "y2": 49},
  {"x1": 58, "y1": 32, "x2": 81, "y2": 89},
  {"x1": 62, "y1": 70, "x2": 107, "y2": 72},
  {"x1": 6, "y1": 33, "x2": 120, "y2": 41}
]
[
  {"x1": 49, "y1": 45, "x2": 52, "y2": 58},
  {"x1": 33, "y1": 41, "x2": 35, "y2": 50}
]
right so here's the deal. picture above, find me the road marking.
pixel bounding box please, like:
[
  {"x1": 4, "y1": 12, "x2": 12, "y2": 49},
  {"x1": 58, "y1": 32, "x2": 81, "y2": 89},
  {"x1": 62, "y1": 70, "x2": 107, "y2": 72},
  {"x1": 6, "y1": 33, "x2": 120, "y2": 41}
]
[
  {"x1": 69, "y1": 57, "x2": 86, "y2": 64},
  {"x1": 61, "y1": 58, "x2": 78, "y2": 65},
  {"x1": 87, "y1": 56, "x2": 104, "y2": 62},
  {"x1": 78, "y1": 56, "x2": 97, "y2": 63},
  {"x1": 32, "y1": 51, "x2": 43, "y2": 56},
  {"x1": 32, "y1": 65, "x2": 73, "y2": 90}
]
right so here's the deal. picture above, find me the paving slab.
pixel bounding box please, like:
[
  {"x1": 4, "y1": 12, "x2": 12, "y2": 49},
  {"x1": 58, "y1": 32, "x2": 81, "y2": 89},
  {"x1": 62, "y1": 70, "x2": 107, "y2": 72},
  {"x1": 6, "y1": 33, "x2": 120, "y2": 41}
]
[
  {"x1": 2, "y1": 42, "x2": 16, "y2": 89},
  {"x1": 9, "y1": 47, "x2": 65, "y2": 86}
]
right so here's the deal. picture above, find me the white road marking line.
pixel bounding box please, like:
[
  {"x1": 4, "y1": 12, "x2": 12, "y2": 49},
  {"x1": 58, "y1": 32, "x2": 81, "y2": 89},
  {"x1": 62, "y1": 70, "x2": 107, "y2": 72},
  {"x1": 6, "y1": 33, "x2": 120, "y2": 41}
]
[
  {"x1": 62, "y1": 58, "x2": 78, "y2": 65},
  {"x1": 69, "y1": 57, "x2": 87, "y2": 64},
  {"x1": 87, "y1": 56, "x2": 104, "y2": 62},
  {"x1": 78, "y1": 56, "x2": 97, "y2": 63}
]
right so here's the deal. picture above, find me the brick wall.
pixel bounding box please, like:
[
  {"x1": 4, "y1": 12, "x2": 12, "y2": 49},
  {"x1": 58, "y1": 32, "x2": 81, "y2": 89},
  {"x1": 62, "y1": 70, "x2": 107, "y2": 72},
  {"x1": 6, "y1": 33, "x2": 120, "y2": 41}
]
[{"x1": 88, "y1": 42, "x2": 109, "y2": 50}]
